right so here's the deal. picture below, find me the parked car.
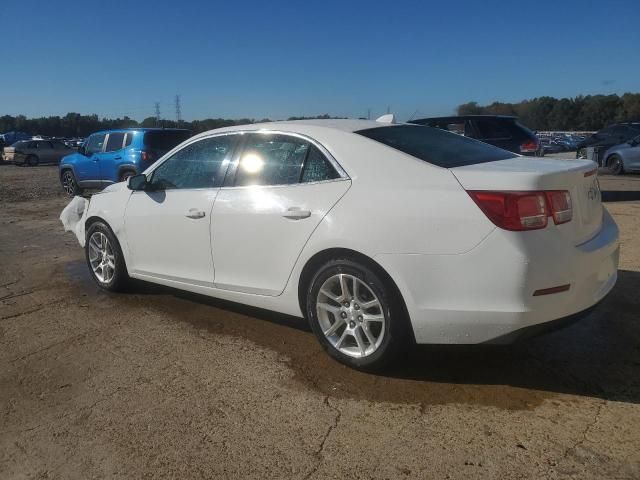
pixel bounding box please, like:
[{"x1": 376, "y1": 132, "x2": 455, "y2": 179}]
[
  {"x1": 0, "y1": 131, "x2": 31, "y2": 146},
  {"x1": 538, "y1": 139, "x2": 565, "y2": 155},
  {"x1": 601, "y1": 134, "x2": 640, "y2": 174},
  {"x1": 576, "y1": 122, "x2": 640, "y2": 159},
  {"x1": 409, "y1": 115, "x2": 540, "y2": 156},
  {"x1": 3, "y1": 139, "x2": 74, "y2": 165},
  {"x1": 65, "y1": 119, "x2": 619, "y2": 370},
  {"x1": 59, "y1": 128, "x2": 191, "y2": 196}
]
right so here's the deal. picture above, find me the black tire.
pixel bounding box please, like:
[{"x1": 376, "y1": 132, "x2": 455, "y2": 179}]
[
  {"x1": 61, "y1": 169, "x2": 83, "y2": 197},
  {"x1": 607, "y1": 154, "x2": 624, "y2": 175},
  {"x1": 306, "y1": 258, "x2": 408, "y2": 370},
  {"x1": 119, "y1": 170, "x2": 135, "y2": 182},
  {"x1": 85, "y1": 221, "x2": 130, "y2": 292},
  {"x1": 26, "y1": 155, "x2": 39, "y2": 166}
]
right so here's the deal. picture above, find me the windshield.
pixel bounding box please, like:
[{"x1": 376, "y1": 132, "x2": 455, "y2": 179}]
[
  {"x1": 356, "y1": 125, "x2": 515, "y2": 168},
  {"x1": 143, "y1": 130, "x2": 191, "y2": 151}
]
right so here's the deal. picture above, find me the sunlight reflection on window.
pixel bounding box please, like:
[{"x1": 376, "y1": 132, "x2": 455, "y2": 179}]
[{"x1": 240, "y1": 152, "x2": 264, "y2": 174}]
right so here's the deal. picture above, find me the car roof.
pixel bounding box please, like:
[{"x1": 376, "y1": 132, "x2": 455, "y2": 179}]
[
  {"x1": 412, "y1": 115, "x2": 517, "y2": 122},
  {"x1": 193, "y1": 119, "x2": 404, "y2": 141},
  {"x1": 90, "y1": 128, "x2": 191, "y2": 135}
]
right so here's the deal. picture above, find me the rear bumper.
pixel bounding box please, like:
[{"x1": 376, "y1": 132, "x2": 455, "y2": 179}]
[{"x1": 376, "y1": 210, "x2": 620, "y2": 344}]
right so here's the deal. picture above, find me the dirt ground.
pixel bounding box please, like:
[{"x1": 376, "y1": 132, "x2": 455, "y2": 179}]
[{"x1": 1, "y1": 163, "x2": 639, "y2": 479}]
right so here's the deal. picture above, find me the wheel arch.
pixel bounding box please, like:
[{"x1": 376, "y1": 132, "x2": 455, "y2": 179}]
[
  {"x1": 117, "y1": 164, "x2": 138, "y2": 180},
  {"x1": 297, "y1": 247, "x2": 415, "y2": 343}
]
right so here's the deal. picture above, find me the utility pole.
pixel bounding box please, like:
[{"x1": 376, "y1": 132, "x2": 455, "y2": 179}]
[
  {"x1": 154, "y1": 102, "x2": 161, "y2": 127},
  {"x1": 175, "y1": 95, "x2": 182, "y2": 124}
]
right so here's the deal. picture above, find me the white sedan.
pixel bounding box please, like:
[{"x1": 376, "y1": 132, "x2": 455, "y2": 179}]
[{"x1": 68, "y1": 119, "x2": 620, "y2": 369}]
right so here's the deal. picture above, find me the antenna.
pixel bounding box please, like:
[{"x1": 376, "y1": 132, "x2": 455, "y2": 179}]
[
  {"x1": 386, "y1": 105, "x2": 391, "y2": 114},
  {"x1": 367, "y1": 108, "x2": 371, "y2": 120},
  {"x1": 175, "y1": 95, "x2": 182, "y2": 123},
  {"x1": 154, "y1": 102, "x2": 161, "y2": 127}
]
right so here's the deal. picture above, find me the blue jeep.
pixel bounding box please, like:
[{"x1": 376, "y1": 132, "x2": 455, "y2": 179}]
[{"x1": 59, "y1": 128, "x2": 191, "y2": 196}]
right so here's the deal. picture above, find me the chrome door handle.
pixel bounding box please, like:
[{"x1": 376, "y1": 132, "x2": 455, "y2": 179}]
[
  {"x1": 283, "y1": 207, "x2": 311, "y2": 220},
  {"x1": 186, "y1": 209, "x2": 206, "y2": 219},
  {"x1": 114, "y1": 155, "x2": 122, "y2": 160}
]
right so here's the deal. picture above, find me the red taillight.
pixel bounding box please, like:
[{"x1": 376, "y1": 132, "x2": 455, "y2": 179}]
[
  {"x1": 468, "y1": 190, "x2": 572, "y2": 231},
  {"x1": 141, "y1": 150, "x2": 155, "y2": 162},
  {"x1": 520, "y1": 140, "x2": 539, "y2": 153},
  {"x1": 545, "y1": 190, "x2": 572, "y2": 225}
]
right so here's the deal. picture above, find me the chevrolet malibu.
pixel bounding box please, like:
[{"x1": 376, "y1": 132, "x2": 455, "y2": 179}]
[{"x1": 67, "y1": 119, "x2": 619, "y2": 369}]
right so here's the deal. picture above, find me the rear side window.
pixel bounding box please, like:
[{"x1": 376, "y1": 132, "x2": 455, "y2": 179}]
[
  {"x1": 234, "y1": 133, "x2": 309, "y2": 187},
  {"x1": 356, "y1": 125, "x2": 514, "y2": 168},
  {"x1": 301, "y1": 146, "x2": 340, "y2": 183},
  {"x1": 143, "y1": 130, "x2": 191, "y2": 151},
  {"x1": 124, "y1": 132, "x2": 134, "y2": 147},
  {"x1": 105, "y1": 132, "x2": 125, "y2": 152}
]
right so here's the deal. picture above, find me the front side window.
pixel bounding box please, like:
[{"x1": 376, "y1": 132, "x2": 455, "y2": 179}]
[
  {"x1": 149, "y1": 135, "x2": 234, "y2": 190},
  {"x1": 86, "y1": 134, "x2": 106, "y2": 155},
  {"x1": 234, "y1": 133, "x2": 339, "y2": 186},
  {"x1": 37, "y1": 141, "x2": 53, "y2": 149},
  {"x1": 105, "y1": 132, "x2": 125, "y2": 152}
]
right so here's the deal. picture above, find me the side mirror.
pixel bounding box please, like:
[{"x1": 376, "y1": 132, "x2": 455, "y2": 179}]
[
  {"x1": 128, "y1": 174, "x2": 148, "y2": 191},
  {"x1": 77, "y1": 144, "x2": 87, "y2": 156}
]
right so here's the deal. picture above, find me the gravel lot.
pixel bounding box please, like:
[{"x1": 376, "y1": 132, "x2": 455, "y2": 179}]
[{"x1": 1, "y1": 162, "x2": 639, "y2": 479}]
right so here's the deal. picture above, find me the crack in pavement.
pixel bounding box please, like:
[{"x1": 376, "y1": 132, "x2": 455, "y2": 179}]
[
  {"x1": 303, "y1": 395, "x2": 343, "y2": 480},
  {"x1": 0, "y1": 299, "x2": 65, "y2": 322},
  {"x1": 563, "y1": 400, "x2": 606, "y2": 459}
]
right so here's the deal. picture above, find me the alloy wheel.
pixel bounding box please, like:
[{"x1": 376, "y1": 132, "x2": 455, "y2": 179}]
[
  {"x1": 88, "y1": 232, "x2": 116, "y2": 284},
  {"x1": 316, "y1": 273, "x2": 386, "y2": 358},
  {"x1": 62, "y1": 171, "x2": 76, "y2": 195}
]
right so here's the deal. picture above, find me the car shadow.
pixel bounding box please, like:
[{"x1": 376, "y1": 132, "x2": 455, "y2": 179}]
[{"x1": 97, "y1": 267, "x2": 640, "y2": 408}]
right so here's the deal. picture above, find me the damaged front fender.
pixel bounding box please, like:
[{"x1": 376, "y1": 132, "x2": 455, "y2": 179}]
[{"x1": 60, "y1": 196, "x2": 89, "y2": 247}]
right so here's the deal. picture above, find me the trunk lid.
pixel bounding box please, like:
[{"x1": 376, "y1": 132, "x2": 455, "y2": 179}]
[{"x1": 451, "y1": 157, "x2": 602, "y2": 245}]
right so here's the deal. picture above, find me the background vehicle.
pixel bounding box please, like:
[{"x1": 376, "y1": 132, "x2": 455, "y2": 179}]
[
  {"x1": 409, "y1": 115, "x2": 540, "y2": 156},
  {"x1": 576, "y1": 122, "x2": 640, "y2": 159},
  {"x1": 602, "y1": 135, "x2": 640, "y2": 174},
  {"x1": 72, "y1": 119, "x2": 618, "y2": 370},
  {"x1": 59, "y1": 128, "x2": 191, "y2": 196},
  {"x1": 538, "y1": 138, "x2": 566, "y2": 155},
  {"x1": 3, "y1": 139, "x2": 73, "y2": 165}
]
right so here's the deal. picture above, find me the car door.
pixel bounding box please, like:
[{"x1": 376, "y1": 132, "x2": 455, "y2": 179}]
[
  {"x1": 36, "y1": 141, "x2": 54, "y2": 163},
  {"x1": 124, "y1": 134, "x2": 237, "y2": 285},
  {"x1": 78, "y1": 133, "x2": 106, "y2": 182},
  {"x1": 626, "y1": 136, "x2": 640, "y2": 170},
  {"x1": 101, "y1": 132, "x2": 126, "y2": 184},
  {"x1": 211, "y1": 132, "x2": 350, "y2": 296}
]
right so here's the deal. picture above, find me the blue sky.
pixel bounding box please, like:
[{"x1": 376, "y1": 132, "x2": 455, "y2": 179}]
[{"x1": 1, "y1": 0, "x2": 638, "y2": 121}]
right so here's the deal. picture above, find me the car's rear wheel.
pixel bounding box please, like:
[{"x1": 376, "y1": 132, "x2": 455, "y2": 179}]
[
  {"x1": 85, "y1": 221, "x2": 129, "y2": 292},
  {"x1": 26, "y1": 155, "x2": 39, "y2": 166},
  {"x1": 61, "y1": 170, "x2": 83, "y2": 197},
  {"x1": 306, "y1": 258, "x2": 407, "y2": 370},
  {"x1": 607, "y1": 154, "x2": 624, "y2": 175}
]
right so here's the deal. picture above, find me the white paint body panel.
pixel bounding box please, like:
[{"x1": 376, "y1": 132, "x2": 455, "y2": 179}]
[{"x1": 81, "y1": 120, "x2": 620, "y2": 344}]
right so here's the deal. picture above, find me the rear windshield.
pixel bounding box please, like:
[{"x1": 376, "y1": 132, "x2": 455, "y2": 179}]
[
  {"x1": 11, "y1": 140, "x2": 29, "y2": 148},
  {"x1": 143, "y1": 130, "x2": 191, "y2": 151},
  {"x1": 356, "y1": 125, "x2": 515, "y2": 168}
]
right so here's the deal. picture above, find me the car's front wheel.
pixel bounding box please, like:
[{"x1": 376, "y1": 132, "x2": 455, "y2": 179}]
[
  {"x1": 61, "y1": 170, "x2": 83, "y2": 197},
  {"x1": 85, "y1": 221, "x2": 129, "y2": 291},
  {"x1": 306, "y1": 258, "x2": 407, "y2": 370},
  {"x1": 26, "y1": 155, "x2": 39, "y2": 166}
]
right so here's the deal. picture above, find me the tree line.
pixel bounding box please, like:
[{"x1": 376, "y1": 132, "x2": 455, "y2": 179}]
[
  {"x1": 457, "y1": 93, "x2": 640, "y2": 131},
  {"x1": 0, "y1": 113, "x2": 341, "y2": 139}
]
